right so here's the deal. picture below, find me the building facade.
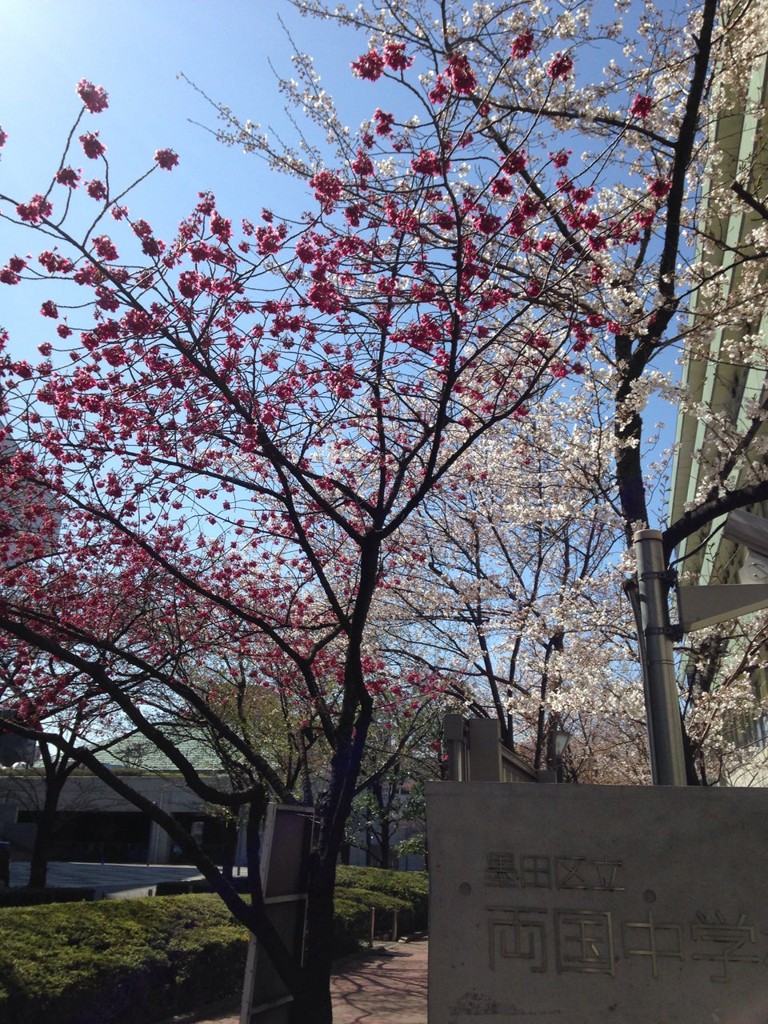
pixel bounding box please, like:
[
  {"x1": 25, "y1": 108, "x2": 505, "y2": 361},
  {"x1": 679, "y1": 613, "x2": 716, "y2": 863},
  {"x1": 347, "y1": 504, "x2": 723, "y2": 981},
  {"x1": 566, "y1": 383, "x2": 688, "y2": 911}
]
[{"x1": 668, "y1": 45, "x2": 768, "y2": 781}]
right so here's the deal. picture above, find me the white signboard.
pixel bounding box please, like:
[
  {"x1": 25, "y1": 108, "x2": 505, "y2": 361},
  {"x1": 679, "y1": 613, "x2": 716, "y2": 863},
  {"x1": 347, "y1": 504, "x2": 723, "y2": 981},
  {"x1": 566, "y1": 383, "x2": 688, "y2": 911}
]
[{"x1": 427, "y1": 783, "x2": 768, "y2": 1024}]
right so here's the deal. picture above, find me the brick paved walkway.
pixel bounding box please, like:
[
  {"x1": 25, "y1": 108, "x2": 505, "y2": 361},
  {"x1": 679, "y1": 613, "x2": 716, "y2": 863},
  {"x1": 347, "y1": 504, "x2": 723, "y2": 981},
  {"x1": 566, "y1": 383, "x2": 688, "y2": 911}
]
[{"x1": 188, "y1": 939, "x2": 428, "y2": 1024}]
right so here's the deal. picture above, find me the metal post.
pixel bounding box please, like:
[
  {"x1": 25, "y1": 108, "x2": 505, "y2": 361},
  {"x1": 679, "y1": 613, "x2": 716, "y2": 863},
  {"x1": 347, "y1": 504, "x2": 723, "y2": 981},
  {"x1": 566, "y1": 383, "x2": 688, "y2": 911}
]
[{"x1": 633, "y1": 529, "x2": 687, "y2": 786}]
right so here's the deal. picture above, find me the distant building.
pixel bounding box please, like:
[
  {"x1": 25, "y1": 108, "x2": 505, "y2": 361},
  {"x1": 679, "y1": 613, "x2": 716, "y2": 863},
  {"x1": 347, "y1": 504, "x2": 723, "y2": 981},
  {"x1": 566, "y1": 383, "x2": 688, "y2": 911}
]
[{"x1": 0, "y1": 727, "x2": 237, "y2": 865}]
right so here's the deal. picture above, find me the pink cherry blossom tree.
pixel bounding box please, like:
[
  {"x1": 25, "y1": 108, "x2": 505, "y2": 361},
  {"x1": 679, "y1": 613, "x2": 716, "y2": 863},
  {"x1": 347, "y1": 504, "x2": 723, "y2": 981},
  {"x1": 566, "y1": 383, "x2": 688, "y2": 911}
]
[{"x1": 0, "y1": 56, "x2": 577, "y2": 1017}]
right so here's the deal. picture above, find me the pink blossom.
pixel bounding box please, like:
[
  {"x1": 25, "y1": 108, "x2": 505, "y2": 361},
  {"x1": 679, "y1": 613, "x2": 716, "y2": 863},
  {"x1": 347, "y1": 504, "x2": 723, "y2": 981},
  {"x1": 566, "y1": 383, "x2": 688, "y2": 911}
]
[
  {"x1": 374, "y1": 109, "x2": 395, "y2": 136},
  {"x1": 551, "y1": 149, "x2": 571, "y2": 168},
  {"x1": 57, "y1": 323, "x2": 73, "y2": 339},
  {"x1": 154, "y1": 148, "x2": 179, "y2": 170},
  {"x1": 511, "y1": 29, "x2": 534, "y2": 59},
  {"x1": 547, "y1": 52, "x2": 573, "y2": 80},
  {"x1": 377, "y1": 276, "x2": 398, "y2": 297},
  {"x1": 412, "y1": 150, "x2": 446, "y2": 176},
  {"x1": 572, "y1": 324, "x2": 592, "y2": 350},
  {"x1": 76, "y1": 79, "x2": 109, "y2": 113},
  {"x1": 141, "y1": 236, "x2": 164, "y2": 258},
  {"x1": 210, "y1": 213, "x2": 232, "y2": 242},
  {"x1": 582, "y1": 210, "x2": 601, "y2": 230},
  {"x1": 40, "y1": 300, "x2": 59, "y2": 319},
  {"x1": 188, "y1": 242, "x2": 211, "y2": 262},
  {"x1": 0, "y1": 128, "x2": 7, "y2": 147},
  {"x1": 447, "y1": 54, "x2": 477, "y2": 95},
  {"x1": 122, "y1": 309, "x2": 155, "y2": 336},
  {"x1": 39, "y1": 251, "x2": 74, "y2": 274},
  {"x1": 501, "y1": 150, "x2": 527, "y2": 174},
  {"x1": 551, "y1": 361, "x2": 569, "y2": 378},
  {"x1": 491, "y1": 177, "x2": 514, "y2": 197},
  {"x1": 16, "y1": 195, "x2": 53, "y2": 224},
  {"x1": 309, "y1": 170, "x2": 344, "y2": 212},
  {"x1": 649, "y1": 177, "x2": 671, "y2": 199},
  {"x1": 55, "y1": 167, "x2": 80, "y2": 188},
  {"x1": 630, "y1": 94, "x2": 653, "y2": 119},
  {"x1": 351, "y1": 50, "x2": 386, "y2": 81},
  {"x1": 95, "y1": 286, "x2": 120, "y2": 311},
  {"x1": 344, "y1": 205, "x2": 364, "y2": 227},
  {"x1": 178, "y1": 270, "x2": 206, "y2": 298},
  {"x1": 428, "y1": 75, "x2": 450, "y2": 105},
  {"x1": 255, "y1": 225, "x2": 286, "y2": 255},
  {"x1": 0, "y1": 267, "x2": 20, "y2": 285},
  {"x1": 295, "y1": 238, "x2": 318, "y2": 264},
  {"x1": 351, "y1": 149, "x2": 374, "y2": 178},
  {"x1": 132, "y1": 219, "x2": 153, "y2": 239},
  {"x1": 308, "y1": 281, "x2": 342, "y2": 314},
  {"x1": 86, "y1": 179, "x2": 108, "y2": 201},
  {"x1": 383, "y1": 42, "x2": 413, "y2": 71},
  {"x1": 433, "y1": 212, "x2": 455, "y2": 230},
  {"x1": 79, "y1": 132, "x2": 106, "y2": 159},
  {"x1": 38, "y1": 342, "x2": 53, "y2": 356},
  {"x1": 475, "y1": 212, "x2": 502, "y2": 235},
  {"x1": 92, "y1": 235, "x2": 118, "y2": 261}
]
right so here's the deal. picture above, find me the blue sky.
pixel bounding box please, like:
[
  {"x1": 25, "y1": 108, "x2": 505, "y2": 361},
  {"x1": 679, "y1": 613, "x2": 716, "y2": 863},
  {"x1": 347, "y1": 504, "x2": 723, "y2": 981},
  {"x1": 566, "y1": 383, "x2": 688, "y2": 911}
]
[{"x1": 0, "y1": 0, "x2": 368, "y2": 357}]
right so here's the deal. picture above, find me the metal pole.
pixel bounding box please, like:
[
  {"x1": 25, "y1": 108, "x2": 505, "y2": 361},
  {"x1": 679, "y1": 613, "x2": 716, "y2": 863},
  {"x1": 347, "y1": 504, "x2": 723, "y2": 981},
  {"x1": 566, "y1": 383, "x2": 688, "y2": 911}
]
[{"x1": 633, "y1": 529, "x2": 687, "y2": 786}]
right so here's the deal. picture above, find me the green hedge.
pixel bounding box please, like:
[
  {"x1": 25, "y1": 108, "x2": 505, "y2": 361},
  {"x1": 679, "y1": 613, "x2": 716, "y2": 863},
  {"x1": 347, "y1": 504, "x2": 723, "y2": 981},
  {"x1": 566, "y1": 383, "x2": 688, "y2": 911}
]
[
  {"x1": 332, "y1": 867, "x2": 428, "y2": 949},
  {"x1": 0, "y1": 894, "x2": 248, "y2": 1024},
  {"x1": 0, "y1": 867, "x2": 429, "y2": 1024}
]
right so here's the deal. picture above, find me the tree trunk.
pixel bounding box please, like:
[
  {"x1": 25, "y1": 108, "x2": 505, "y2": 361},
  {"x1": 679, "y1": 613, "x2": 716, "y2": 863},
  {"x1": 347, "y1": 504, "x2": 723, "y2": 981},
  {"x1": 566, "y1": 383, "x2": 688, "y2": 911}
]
[
  {"x1": 291, "y1": 842, "x2": 338, "y2": 1024},
  {"x1": 28, "y1": 780, "x2": 64, "y2": 888},
  {"x1": 380, "y1": 817, "x2": 391, "y2": 869},
  {"x1": 293, "y1": 683, "x2": 373, "y2": 1022},
  {"x1": 292, "y1": 885, "x2": 336, "y2": 1023}
]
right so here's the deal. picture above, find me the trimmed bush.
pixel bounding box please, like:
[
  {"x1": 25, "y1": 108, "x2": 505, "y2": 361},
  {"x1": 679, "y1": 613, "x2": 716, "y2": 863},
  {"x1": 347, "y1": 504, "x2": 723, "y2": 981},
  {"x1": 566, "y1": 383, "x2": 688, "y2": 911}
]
[
  {"x1": 336, "y1": 866, "x2": 428, "y2": 935},
  {"x1": 0, "y1": 894, "x2": 248, "y2": 1024},
  {"x1": 0, "y1": 867, "x2": 428, "y2": 1023},
  {"x1": 334, "y1": 867, "x2": 428, "y2": 942}
]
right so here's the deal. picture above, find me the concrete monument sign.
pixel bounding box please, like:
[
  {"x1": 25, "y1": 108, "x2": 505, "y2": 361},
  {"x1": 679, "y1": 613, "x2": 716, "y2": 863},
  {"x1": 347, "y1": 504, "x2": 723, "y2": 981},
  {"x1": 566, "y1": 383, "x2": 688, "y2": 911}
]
[{"x1": 427, "y1": 783, "x2": 768, "y2": 1023}]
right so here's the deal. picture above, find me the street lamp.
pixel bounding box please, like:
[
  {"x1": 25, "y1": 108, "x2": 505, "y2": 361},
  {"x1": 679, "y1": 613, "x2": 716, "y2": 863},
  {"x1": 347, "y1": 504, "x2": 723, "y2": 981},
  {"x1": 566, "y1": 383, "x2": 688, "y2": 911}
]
[{"x1": 546, "y1": 729, "x2": 571, "y2": 783}]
